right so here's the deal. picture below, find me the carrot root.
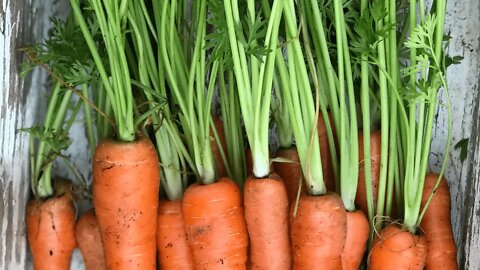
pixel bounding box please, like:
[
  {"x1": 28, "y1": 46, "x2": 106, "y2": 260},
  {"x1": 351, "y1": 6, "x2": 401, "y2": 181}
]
[
  {"x1": 244, "y1": 174, "x2": 291, "y2": 270},
  {"x1": 182, "y1": 177, "x2": 249, "y2": 269},
  {"x1": 273, "y1": 147, "x2": 305, "y2": 205},
  {"x1": 370, "y1": 224, "x2": 427, "y2": 270},
  {"x1": 26, "y1": 194, "x2": 77, "y2": 270},
  {"x1": 93, "y1": 136, "x2": 160, "y2": 270},
  {"x1": 75, "y1": 209, "x2": 106, "y2": 270},
  {"x1": 290, "y1": 193, "x2": 346, "y2": 270},
  {"x1": 157, "y1": 200, "x2": 194, "y2": 270},
  {"x1": 421, "y1": 173, "x2": 458, "y2": 270},
  {"x1": 341, "y1": 210, "x2": 369, "y2": 270}
]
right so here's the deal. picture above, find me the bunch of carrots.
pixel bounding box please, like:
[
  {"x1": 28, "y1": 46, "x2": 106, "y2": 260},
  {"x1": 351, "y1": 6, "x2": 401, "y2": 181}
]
[{"x1": 21, "y1": 0, "x2": 459, "y2": 269}]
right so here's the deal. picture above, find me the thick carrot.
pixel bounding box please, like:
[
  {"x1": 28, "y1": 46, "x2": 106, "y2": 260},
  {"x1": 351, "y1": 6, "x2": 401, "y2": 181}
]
[
  {"x1": 211, "y1": 116, "x2": 228, "y2": 178},
  {"x1": 92, "y1": 135, "x2": 160, "y2": 270},
  {"x1": 182, "y1": 177, "x2": 249, "y2": 269},
  {"x1": 341, "y1": 210, "x2": 369, "y2": 270},
  {"x1": 244, "y1": 173, "x2": 291, "y2": 269},
  {"x1": 290, "y1": 192, "x2": 347, "y2": 270},
  {"x1": 26, "y1": 193, "x2": 77, "y2": 270},
  {"x1": 356, "y1": 130, "x2": 381, "y2": 214},
  {"x1": 317, "y1": 113, "x2": 336, "y2": 192},
  {"x1": 273, "y1": 147, "x2": 305, "y2": 205},
  {"x1": 75, "y1": 209, "x2": 106, "y2": 270},
  {"x1": 420, "y1": 173, "x2": 458, "y2": 269},
  {"x1": 370, "y1": 224, "x2": 427, "y2": 270},
  {"x1": 157, "y1": 199, "x2": 194, "y2": 270}
]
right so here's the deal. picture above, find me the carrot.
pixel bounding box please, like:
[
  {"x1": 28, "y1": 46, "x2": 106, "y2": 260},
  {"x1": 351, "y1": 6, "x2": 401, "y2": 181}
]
[
  {"x1": 182, "y1": 177, "x2": 249, "y2": 269},
  {"x1": 92, "y1": 135, "x2": 160, "y2": 269},
  {"x1": 26, "y1": 193, "x2": 77, "y2": 270},
  {"x1": 273, "y1": 147, "x2": 305, "y2": 205},
  {"x1": 317, "y1": 113, "x2": 337, "y2": 192},
  {"x1": 420, "y1": 173, "x2": 458, "y2": 269},
  {"x1": 157, "y1": 200, "x2": 194, "y2": 270},
  {"x1": 290, "y1": 192, "x2": 347, "y2": 270},
  {"x1": 341, "y1": 210, "x2": 369, "y2": 270},
  {"x1": 210, "y1": 116, "x2": 228, "y2": 178},
  {"x1": 244, "y1": 173, "x2": 291, "y2": 269},
  {"x1": 75, "y1": 209, "x2": 106, "y2": 270},
  {"x1": 356, "y1": 130, "x2": 381, "y2": 214},
  {"x1": 370, "y1": 224, "x2": 427, "y2": 270}
]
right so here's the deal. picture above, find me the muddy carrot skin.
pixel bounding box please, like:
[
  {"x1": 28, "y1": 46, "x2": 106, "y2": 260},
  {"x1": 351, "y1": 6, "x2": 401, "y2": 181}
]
[
  {"x1": 356, "y1": 131, "x2": 381, "y2": 214},
  {"x1": 211, "y1": 116, "x2": 228, "y2": 178},
  {"x1": 182, "y1": 177, "x2": 249, "y2": 269},
  {"x1": 244, "y1": 173, "x2": 291, "y2": 270},
  {"x1": 290, "y1": 192, "x2": 347, "y2": 270},
  {"x1": 157, "y1": 200, "x2": 194, "y2": 270},
  {"x1": 341, "y1": 210, "x2": 369, "y2": 270},
  {"x1": 273, "y1": 147, "x2": 305, "y2": 205},
  {"x1": 421, "y1": 173, "x2": 458, "y2": 270},
  {"x1": 27, "y1": 194, "x2": 77, "y2": 270},
  {"x1": 370, "y1": 224, "x2": 427, "y2": 270},
  {"x1": 92, "y1": 135, "x2": 160, "y2": 270},
  {"x1": 75, "y1": 209, "x2": 106, "y2": 270}
]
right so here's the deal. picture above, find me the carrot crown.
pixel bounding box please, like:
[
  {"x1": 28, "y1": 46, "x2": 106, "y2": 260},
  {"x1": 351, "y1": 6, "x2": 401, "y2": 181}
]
[{"x1": 224, "y1": 0, "x2": 284, "y2": 179}]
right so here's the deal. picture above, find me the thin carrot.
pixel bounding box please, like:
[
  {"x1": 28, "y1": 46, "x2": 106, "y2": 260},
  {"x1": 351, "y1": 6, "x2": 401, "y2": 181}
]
[
  {"x1": 182, "y1": 177, "x2": 248, "y2": 269},
  {"x1": 244, "y1": 174, "x2": 291, "y2": 269},
  {"x1": 356, "y1": 131, "x2": 381, "y2": 214},
  {"x1": 420, "y1": 173, "x2": 458, "y2": 269},
  {"x1": 92, "y1": 135, "x2": 160, "y2": 269},
  {"x1": 26, "y1": 193, "x2": 77, "y2": 270},
  {"x1": 290, "y1": 192, "x2": 347, "y2": 270},
  {"x1": 273, "y1": 147, "x2": 305, "y2": 205},
  {"x1": 157, "y1": 200, "x2": 194, "y2": 270},
  {"x1": 341, "y1": 210, "x2": 369, "y2": 270},
  {"x1": 370, "y1": 224, "x2": 427, "y2": 270},
  {"x1": 75, "y1": 209, "x2": 105, "y2": 270},
  {"x1": 210, "y1": 116, "x2": 228, "y2": 178}
]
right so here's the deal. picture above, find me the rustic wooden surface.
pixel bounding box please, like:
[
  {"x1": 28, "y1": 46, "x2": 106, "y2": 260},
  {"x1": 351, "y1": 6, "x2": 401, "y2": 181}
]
[{"x1": 1, "y1": 0, "x2": 480, "y2": 269}]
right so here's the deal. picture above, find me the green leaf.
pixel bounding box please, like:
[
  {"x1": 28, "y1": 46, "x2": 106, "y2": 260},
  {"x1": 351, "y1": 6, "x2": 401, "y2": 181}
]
[{"x1": 455, "y1": 138, "x2": 469, "y2": 162}]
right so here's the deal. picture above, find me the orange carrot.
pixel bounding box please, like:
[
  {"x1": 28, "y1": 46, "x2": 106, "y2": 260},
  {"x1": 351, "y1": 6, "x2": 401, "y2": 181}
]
[
  {"x1": 356, "y1": 130, "x2": 381, "y2": 214},
  {"x1": 420, "y1": 173, "x2": 458, "y2": 269},
  {"x1": 210, "y1": 116, "x2": 228, "y2": 178},
  {"x1": 341, "y1": 210, "x2": 369, "y2": 270},
  {"x1": 92, "y1": 135, "x2": 160, "y2": 269},
  {"x1": 244, "y1": 173, "x2": 291, "y2": 269},
  {"x1": 317, "y1": 113, "x2": 336, "y2": 192},
  {"x1": 26, "y1": 193, "x2": 77, "y2": 270},
  {"x1": 290, "y1": 192, "x2": 347, "y2": 270},
  {"x1": 75, "y1": 209, "x2": 106, "y2": 270},
  {"x1": 370, "y1": 224, "x2": 427, "y2": 270},
  {"x1": 182, "y1": 177, "x2": 249, "y2": 269},
  {"x1": 273, "y1": 147, "x2": 305, "y2": 205},
  {"x1": 157, "y1": 200, "x2": 194, "y2": 270}
]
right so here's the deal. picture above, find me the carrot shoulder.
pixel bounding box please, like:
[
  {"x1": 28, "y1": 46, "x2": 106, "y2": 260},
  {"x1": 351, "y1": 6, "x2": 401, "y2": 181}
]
[
  {"x1": 317, "y1": 113, "x2": 337, "y2": 192},
  {"x1": 75, "y1": 209, "x2": 105, "y2": 270},
  {"x1": 182, "y1": 177, "x2": 248, "y2": 269},
  {"x1": 92, "y1": 136, "x2": 160, "y2": 269},
  {"x1": 244, "y1": 174, "x2": 291, "y2": 269},
  {"x1": 210, "y1": 116, "x2": 228, "y2": 178},
  {"x1": 27, "y1": 194, "x2": 77, "y2": 270},
  {"x1": 157, "y1": 200, "x2": 194, "y2": 270},
  {"x1": 421, "y1": 173, "x2": 458, "y2": 270},
  {"x1": 290, "y1": 192, "x2": 346, "y2": 270},
  {"x1": 370, "y1": 224, "x2": 427, "y2": 270}
]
